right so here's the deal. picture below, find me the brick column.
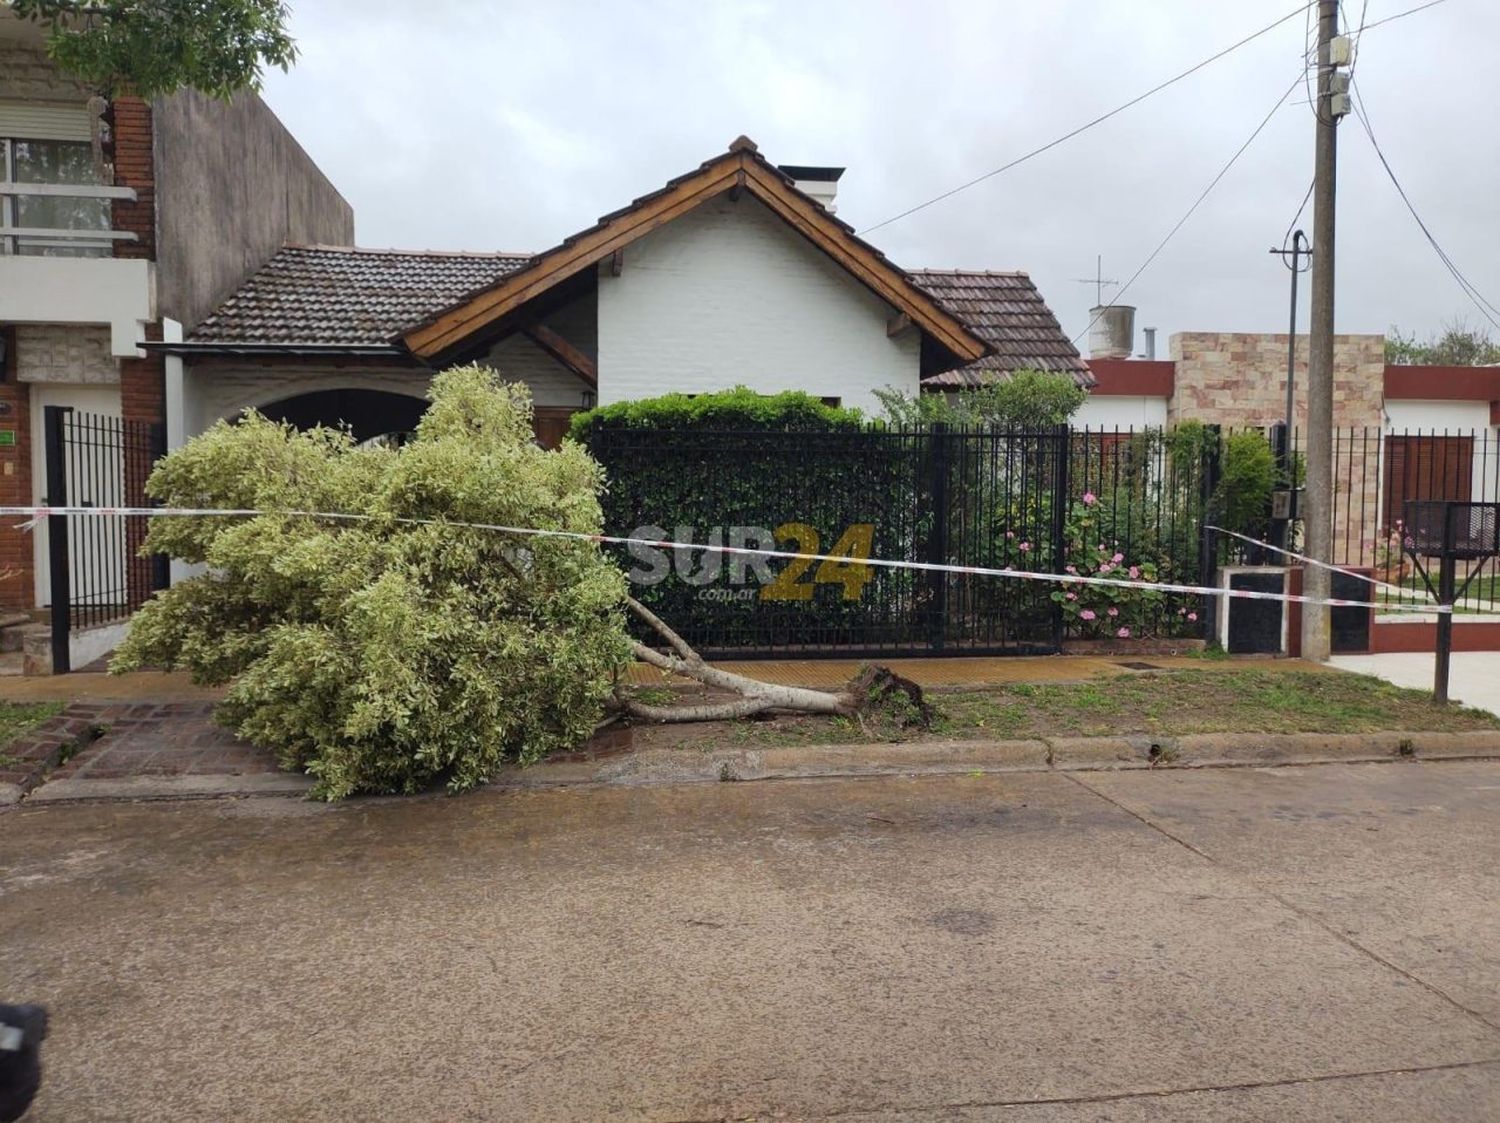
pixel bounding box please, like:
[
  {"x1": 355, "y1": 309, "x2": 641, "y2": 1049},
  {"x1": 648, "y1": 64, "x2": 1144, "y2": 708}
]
[
  {"x1": 109, "y1": 96, "x2": 165, "y2": 607},
  {"x1": 120, "y1": 324, "x2": 164, "y2": 608},
  {"x1": 108, "y1": 96, "x2": 156, "y2": 260},
  {"x1": 0, "y1": 340, "x2": 34, "y2": 613}
]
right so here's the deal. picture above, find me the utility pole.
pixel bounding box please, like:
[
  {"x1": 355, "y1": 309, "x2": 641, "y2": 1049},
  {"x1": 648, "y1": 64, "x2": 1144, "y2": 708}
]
[{"x1": 1301, "y1": 0, "x2": 1350, "y2": 662}]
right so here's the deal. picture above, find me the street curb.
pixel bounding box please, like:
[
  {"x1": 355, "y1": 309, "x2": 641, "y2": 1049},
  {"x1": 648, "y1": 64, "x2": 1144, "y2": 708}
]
[
  {"x1": 489, "y1": 729, "x2": 1500, "y2": 790},
  {"x1": 25, "y1": 772, "x2": 315, "y2": 803}
]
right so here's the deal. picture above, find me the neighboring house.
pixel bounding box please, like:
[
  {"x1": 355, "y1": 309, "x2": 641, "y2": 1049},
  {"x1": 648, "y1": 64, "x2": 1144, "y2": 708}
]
[
  {"x1": 0, "y1": 10, "x2": 351, "y2": 618},
  {"x1": 1086, "y1": 332, "x2": 1500, "y2": 651},
  {"x1": 157, "y1": 136, "x2": 1087, "y2": 454}
]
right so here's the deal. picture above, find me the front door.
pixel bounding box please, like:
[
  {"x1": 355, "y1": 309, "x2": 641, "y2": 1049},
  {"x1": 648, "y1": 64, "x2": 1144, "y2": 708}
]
[{"x1": 532, "y1": 407, "x2": 579, "y2": 450}]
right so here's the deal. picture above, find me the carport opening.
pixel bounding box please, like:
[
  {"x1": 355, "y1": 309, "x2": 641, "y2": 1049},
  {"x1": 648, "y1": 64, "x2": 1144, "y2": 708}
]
[{"x1": 254, "y1": 389, "x2": 428, "y2": 446}]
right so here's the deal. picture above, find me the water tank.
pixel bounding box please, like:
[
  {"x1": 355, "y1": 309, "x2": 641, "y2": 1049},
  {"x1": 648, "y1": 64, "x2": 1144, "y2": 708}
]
[{"x1": 1088, "y1": 304, "x2": 1135, "y2": 360}]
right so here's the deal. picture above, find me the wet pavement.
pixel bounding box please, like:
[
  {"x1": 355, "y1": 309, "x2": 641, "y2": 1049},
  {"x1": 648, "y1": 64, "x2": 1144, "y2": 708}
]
[{"x1": 3, "y1": 760, "x2": 1499, "y2": 1121}]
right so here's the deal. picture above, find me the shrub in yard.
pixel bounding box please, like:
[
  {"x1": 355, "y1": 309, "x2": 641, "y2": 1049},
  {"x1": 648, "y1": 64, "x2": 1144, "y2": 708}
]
[
  {"x1": 568, "y1": 385, "x2": 865, "y2": 442},
  {"x1": 113, "y1": 365, "x2": 632, "y2": 799},
  {"x1": 874, "y1": 369, "x2": 1087, "y2": 429}
]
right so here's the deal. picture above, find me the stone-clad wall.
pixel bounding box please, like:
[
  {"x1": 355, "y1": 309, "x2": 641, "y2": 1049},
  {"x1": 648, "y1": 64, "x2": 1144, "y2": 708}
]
[
  {"x1": 1168, "y1": 331, "x2": 1387, "y2": 566},
  {"x1": 0, "y1": 40, "x2": 92, "y2": 102},
  {"x1": 1168, "y1": 333, "x2": 1385, "y2": 432}
]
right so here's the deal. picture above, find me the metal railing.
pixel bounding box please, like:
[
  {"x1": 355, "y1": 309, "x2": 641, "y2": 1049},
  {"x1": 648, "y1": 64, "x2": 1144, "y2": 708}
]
[{"x1": 0, "y1": 181, "x2": 137, "y2": 254}]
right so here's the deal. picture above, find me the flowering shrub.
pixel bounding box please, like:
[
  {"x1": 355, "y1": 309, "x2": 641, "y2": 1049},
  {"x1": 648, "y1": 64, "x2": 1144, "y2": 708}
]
[{"x1": 988, "y1": 488, "x2": 1199, "y2": 640}]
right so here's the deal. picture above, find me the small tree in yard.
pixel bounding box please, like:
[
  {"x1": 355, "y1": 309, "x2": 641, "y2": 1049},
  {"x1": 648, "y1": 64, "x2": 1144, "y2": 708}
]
[
  {"x1": 114, "y1": 366, "x2": 633, "y2": 799},
  {"x1": 875, "y1": 369, "x2": 1087, "y2": 428},
  {"x1": 119, "y1": 367, "x2": 919, "y2": 798}
]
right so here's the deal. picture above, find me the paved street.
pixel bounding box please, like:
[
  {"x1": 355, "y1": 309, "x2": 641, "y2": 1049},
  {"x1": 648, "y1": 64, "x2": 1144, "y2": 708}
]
[{"x1": 4, "y1": 760, "x2": 1500, "y2": 1121}]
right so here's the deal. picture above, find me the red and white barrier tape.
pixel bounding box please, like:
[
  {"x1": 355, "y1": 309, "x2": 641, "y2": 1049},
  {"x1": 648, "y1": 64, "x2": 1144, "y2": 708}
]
[
  {"x1": 0, "y1": 505, "x2": 1449, "y2": 615},
  {"x1": 1204, "y1": 524, "x2": 1434, "y2": 602}
]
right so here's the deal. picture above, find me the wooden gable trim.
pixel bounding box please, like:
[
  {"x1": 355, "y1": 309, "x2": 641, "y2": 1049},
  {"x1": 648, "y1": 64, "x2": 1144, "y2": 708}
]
[
  {"x1": 523, "y1": 324, "x2": 598, "y2": 389},
  {"x1": 403, "y1": 147, "x2": 987, "y2": 364},
  {"x1": 405, "y1": 160, "x2": 740, "y2": 357}
]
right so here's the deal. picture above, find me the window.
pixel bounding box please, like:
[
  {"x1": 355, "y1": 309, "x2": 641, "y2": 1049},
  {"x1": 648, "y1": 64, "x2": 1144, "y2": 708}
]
[{"x1": 1, "y1": 136, "x2": 111, "y2": 257}]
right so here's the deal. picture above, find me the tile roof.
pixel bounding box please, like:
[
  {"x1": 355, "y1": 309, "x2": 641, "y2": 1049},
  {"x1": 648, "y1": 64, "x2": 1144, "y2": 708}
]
[
  {"x1": 183, "y1": 246, "x2": 1086, "y2": 394},
  {"x1": 912, "y1": 270, "x2": 1093, "y2": 389},
  {"x1": 186, "y1": 245, "x2": 532, "y2": 347}
]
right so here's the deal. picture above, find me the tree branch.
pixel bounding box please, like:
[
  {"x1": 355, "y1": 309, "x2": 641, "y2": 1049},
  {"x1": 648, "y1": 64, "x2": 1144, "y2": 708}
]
[{"x1": 626, "y1": 596, "x2": 697, "y2": 663}]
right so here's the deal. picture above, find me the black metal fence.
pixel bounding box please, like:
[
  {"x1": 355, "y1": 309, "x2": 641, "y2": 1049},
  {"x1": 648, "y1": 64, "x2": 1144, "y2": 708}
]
[
  {"x1": 1283, "y1": 426, "x2": 1500, "y2": 616},
  {"x1": 44, "y1": 406, "x2": 167, "y2": 672},
  {"x1": 589, "y1": 425, "x2": 1219, "y2": 657}
]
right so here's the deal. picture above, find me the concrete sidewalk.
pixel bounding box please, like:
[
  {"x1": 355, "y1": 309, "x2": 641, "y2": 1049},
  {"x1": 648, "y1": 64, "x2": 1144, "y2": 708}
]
[
  {"x1": 1331, "y1": 651, "x2": 1500, "y2": 717},
  {"x1": 5, "y1": 761, "x2": 1499, "y2": 1120}
]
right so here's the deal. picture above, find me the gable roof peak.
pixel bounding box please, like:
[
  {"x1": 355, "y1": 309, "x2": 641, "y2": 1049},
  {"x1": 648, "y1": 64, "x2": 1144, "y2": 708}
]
[{"x1": 728, "y1": 135, "x2": 759, "y2": 154}]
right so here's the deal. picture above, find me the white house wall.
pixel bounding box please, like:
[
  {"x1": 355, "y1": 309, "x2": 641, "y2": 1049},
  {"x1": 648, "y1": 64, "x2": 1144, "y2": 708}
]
[
  {"x1": 180, "y1": 363, "x2": 435, "y2": 438},
  {"x1": 1073, "y1": 394, "x2": 1168, "y2": 431},
  {"x1": 595, "y1": 193, "x2": 920, "y2": 415},
  {"x1": 1384, "y1": 399, "x2": 1498, "y2": 504},
  {"x1": 1384, "y1": 399, "x2": 1493, "y2": 435}
]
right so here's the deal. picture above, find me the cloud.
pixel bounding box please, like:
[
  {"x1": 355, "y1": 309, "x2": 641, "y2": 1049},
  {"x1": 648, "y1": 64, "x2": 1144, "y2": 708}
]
[{"x1": 259, "y1": 0, "x2": 1500, "y2": 347}]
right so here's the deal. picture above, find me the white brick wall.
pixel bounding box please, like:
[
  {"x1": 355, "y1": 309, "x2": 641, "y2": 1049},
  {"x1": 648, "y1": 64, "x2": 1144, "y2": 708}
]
[
  {"x1": 596, "y1": 194, "x2": 920, "y2": 415},
  {"x1": 15, "y1": 325, "x2": 118, "y2": 384},
  {"x1": 182, "y1": 363, "x2": 434, "y2": 438},
  {"x1": 486, "y1": 294, "x2": 595, "y2": 409}
]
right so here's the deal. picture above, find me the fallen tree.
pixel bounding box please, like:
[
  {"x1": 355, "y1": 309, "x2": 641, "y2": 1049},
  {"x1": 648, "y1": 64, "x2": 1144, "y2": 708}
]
[{"x1": 116, "y1": 366, "x2": 926, "y2": 799}]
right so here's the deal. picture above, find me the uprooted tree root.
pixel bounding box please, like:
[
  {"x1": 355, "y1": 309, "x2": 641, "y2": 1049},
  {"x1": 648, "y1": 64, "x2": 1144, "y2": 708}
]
[{"x1": 614, "y1": 596, "x2": 934, "y2": 729}]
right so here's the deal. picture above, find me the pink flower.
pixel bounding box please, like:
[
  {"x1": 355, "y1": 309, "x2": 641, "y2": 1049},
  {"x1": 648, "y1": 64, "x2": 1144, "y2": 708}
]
[
  {"x1": 1116, "y1": 627, "x2": 1131, "y2": 639},
  {"x1": 1112, "y1": 552, "x2": 1124, "y2": 564},
  {"x1": 1099, "y1": 563, "x2": 1113, "y2": 575},
  {"x1": 1006, "y1": 530, "x2": 1015, "y2": 539},
  {"x1": 1065, "y1": 564, "x2": 1077, "y2": 575},
  {"x1": 1080, "y1": 609, "x2": 1096, "y2": 621},
  {"x1": 1107, "y1": 606, "x2": 1119, "y2": 617},
  {"x1": 1018, "y1": 541, "x2": 1032, "y2": 552},
  {"x1": 1082, "y1": 491, "x2": 1097, "y2": 506},
  {"x1": 1186, "y1": 612, "x2": 1198, "y2": 622},
  {"x1": 1065, "y1": 592, "x2": 1077, "y2": 601},
  {"x1": 1177, "y1": 607, "x2": 1187, "y2": 616},
  {"x1": 1128, "y1": 566, "x2": 1140, "y2": 579}
]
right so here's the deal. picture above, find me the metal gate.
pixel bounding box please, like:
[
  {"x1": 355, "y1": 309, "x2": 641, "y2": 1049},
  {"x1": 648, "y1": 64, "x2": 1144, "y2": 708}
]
[{"x1": 43, "y1": 406, "x2": 167, "y2": 673}]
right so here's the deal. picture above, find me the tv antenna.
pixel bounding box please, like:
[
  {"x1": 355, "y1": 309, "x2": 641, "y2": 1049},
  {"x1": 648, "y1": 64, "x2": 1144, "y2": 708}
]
[{"x1": 1072, "y1": 255, "x2": 1119, "y2": 306}]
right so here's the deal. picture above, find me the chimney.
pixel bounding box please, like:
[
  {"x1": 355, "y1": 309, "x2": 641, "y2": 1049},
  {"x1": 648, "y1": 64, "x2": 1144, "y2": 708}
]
[
  {"x1": 777, "y1": 164, "x2": 845, "y2": 213},
  {"x1": 1088, "y1": 304, "x2": 1135, "y2": 360},
  {"x1": 1142, "y1": 326, "x2": 1157, "y2": 360}
]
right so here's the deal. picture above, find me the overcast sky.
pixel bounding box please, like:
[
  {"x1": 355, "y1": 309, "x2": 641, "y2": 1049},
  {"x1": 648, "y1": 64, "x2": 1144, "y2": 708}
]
[{"x1": 259, "y1": 0, "x2": 1499, "y2": 354}]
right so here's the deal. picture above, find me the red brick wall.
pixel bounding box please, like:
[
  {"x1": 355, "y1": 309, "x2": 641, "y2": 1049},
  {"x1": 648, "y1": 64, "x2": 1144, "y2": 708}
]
[
  {"x1": 0, "y1": 351, "x2": 34, "y2": 613},
  {"x1": 109, "y1": 96, "x2": 156, "y2": 260},
  {"x1": 111, "y1": 96, "x2": 165, "y2": 606}
]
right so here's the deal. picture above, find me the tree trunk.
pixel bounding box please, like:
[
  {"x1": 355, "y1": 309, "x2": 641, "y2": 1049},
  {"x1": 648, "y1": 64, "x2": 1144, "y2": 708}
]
[{"x1": 618, "y1": 597, "x2": 931, "y2": 727}]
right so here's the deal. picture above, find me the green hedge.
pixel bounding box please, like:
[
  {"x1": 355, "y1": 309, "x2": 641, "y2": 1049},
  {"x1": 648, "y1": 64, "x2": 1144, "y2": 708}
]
[{"x1": 568, "y1": 385, "x2": 867, "y2": 443}]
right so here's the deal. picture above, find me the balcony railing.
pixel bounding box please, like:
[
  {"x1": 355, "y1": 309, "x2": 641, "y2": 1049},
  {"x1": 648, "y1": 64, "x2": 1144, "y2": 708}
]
[{"x1": 0, "y1": 181, "x2": 138, "y2": 253}]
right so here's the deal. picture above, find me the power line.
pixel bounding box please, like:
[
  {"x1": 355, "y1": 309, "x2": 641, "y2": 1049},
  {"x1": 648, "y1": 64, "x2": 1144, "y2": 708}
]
[
  {"x1": 1282, "y1": 177, "x2": 1314, "y2": 250},
  {"x1": 1072, "y1": 72, "x2": 1306, "y2": 346},
  {"x1": 858, "y1": 2, "x2": 1314, "y2": 236},
  {"x1": 1361, "y1": 0, "x2": 1450, "y2": 32},
  {"x1": 1349, "y1": 78, "x2": 1500, "y2": 332}
]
